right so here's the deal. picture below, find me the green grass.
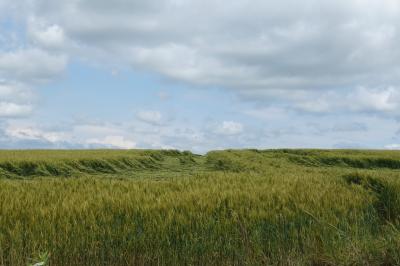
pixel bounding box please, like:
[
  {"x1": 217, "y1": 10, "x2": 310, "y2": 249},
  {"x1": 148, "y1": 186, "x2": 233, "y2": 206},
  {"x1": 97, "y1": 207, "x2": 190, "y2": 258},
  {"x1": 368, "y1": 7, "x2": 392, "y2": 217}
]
[{"x1": 1, "y1": 149, "x2": 400, "y2": 265}]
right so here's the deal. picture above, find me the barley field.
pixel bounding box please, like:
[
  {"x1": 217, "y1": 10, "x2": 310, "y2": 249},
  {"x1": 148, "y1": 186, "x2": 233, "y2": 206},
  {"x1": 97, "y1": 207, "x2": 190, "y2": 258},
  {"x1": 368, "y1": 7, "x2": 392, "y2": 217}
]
[{"x1": 1, "y1": 149, "x2": 400, "y2": 265}]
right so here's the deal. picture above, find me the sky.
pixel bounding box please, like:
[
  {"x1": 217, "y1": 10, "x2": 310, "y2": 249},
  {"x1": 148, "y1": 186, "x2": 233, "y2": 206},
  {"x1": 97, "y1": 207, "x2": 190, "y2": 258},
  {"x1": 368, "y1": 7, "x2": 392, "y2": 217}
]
[{"x1": 1, "y1": 0, "x2": 400, "y2": 153}]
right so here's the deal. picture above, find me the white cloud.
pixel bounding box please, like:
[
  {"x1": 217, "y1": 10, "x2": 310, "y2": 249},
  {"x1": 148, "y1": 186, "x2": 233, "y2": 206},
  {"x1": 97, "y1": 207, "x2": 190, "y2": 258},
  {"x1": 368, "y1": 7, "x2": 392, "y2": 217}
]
[
  {"x1": 295, "y1": 98, "x2": 334, "y2": 113},
  {"x1": 0, "y1": 102, "x2": 32, "y2": 117},
  {"x1": 136, "y1": 110, "x2": 162, "y2": 125},
  {"x1": 1, "y1": 122, "x2": 137, "y2": 149},
  {"x1": 86, "y1": 135, "x2": 136, "y2": 149},
  {"x1": 332, "y1": 122, "x2": 367, "y2": 132},
  {"x1": 72, "y1": 123, "x2": 122, "y2": 137},
  {"x1": 28, "y1": 17, "x2": 66, "y2": 49},
  {"x1": 0, "y1": 82, "x2": 35, "y2": 118},
  {"x1": 384, "y1": 144, "x2": 400, "y2": 150},
  {"x1": 347, "y1": 87, "x2": 400, "y2": 112},
  {"x1": 23, "y1": 0, "x2": 400, "y2": 93},
  {"x1": 213, "y1": 121, "x2": 243, "y2": 136},
  {"x1": 0, "y1": 82, "x2": 34, "y2": 101},
  {"x1": 5, "y1": 126, "x2": 65, "y2": 143},
  {"x1": 3, "y1": 0, "x2": 400, "y2": 117},
  {"x1": 258, "y1": 86, "x2": 400, "y2": 115},
  {"x1": 0, "y1": 48, "x2": 67, "y2": 84},
  {"x1": 2, "y1": 0, "x2": 400, "y2": 151},
  {"x1": 0, "y1": 32, "x2": 66, "y2": 120},
  {"x1": 5, "y1": 0, "x2": 397, "y2": 124}
]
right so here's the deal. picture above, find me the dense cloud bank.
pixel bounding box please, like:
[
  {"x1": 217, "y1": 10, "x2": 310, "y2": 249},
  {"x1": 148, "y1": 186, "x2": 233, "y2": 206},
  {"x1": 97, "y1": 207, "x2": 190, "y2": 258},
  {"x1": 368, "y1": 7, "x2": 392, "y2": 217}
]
[{"x1": 1, "y1": 0, "x2": 400, "y2": 150}]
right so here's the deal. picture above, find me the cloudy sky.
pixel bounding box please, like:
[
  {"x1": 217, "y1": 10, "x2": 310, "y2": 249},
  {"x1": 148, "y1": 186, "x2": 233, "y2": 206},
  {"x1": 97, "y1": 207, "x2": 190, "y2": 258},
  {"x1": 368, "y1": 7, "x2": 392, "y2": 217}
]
[{"x1": 1, "y1": 0, "x2": 400, "y2": 153}]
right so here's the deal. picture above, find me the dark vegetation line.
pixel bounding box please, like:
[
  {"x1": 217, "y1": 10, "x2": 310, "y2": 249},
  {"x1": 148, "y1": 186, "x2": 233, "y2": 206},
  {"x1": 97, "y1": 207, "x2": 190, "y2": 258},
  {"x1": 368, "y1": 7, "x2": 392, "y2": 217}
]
[{"x1": 2, "y1": 149, "x2": 400, "y2": 179}]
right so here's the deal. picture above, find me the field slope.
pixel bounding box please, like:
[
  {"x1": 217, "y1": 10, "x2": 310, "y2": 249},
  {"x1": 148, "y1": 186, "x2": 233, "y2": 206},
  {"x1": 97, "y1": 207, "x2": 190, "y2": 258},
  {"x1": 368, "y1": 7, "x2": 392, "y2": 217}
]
[{"x1": 1, "y1": 149, "x2": 400, "y2": 265}]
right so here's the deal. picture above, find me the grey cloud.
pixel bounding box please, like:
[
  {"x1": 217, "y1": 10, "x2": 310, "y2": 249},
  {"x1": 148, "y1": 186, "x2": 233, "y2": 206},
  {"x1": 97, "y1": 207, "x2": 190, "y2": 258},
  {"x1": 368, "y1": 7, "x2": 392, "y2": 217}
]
[
  {"x1": 0, "y1": 48, "x2": 67, "y2": 84},
  {"x1": 2, "y1": 0, "x2": 400, "y2": 152},
  {"x1": 0, "y1": 25, "x2": 68, "y2": 119},
  {"x1": 27, "y1": 18, "x2": 67, "y2": 50},
  {"x1": 0, "y1": 102, "x2": 32, "y2": 117},
  {"x1": 136, "y1": 110, "x2": 163, "y2": 126},
  {"x1": 242, "y1": 86, "x2": 400, "y2": 116},
  {"x1": 307, "y1": 122, "x2": 368, "y2": 136},
  {"x1": 332, "y1": 122, "x2": 368, "y2": 132},
  {"x1": 15, "y1": 0, "x2": 400, "y2": 118},
  {"x1": 23, "y1": 1, "x2": 398, "y2": 79},
  {"x1": 0, "y1": 82, "x2": 35, "y2": 118}
]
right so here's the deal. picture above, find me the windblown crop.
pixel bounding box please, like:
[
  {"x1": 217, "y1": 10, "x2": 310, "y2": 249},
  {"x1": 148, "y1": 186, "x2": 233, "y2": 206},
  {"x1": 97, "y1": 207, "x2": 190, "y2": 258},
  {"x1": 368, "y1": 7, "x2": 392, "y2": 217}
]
[{"x1": 0, "y1": 149, "x2": 400, "y2": 265}]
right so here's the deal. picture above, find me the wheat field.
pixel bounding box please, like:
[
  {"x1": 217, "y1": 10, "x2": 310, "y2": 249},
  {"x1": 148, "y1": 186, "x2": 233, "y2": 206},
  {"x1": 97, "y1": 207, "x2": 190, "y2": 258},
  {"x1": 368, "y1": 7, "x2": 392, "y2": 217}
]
[{"x1": 0, "y1": 149, "x2": 400, "y2": 265}]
